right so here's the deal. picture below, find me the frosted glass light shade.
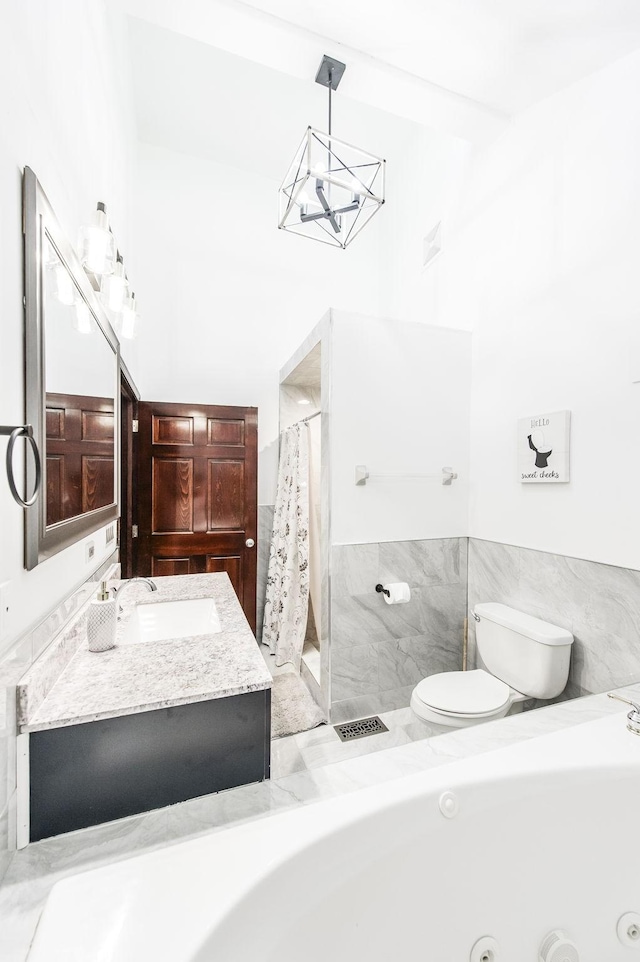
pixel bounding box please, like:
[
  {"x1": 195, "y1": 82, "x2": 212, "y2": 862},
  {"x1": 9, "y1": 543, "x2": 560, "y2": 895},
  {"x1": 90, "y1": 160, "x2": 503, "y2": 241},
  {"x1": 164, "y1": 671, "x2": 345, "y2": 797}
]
[
  {"x1": 101, "y1": 257, "x2": 129, "y2": 314},
  {"x1": 278, "y1": 127, "x2": 385, "y2": 248},
  {"x1": 78, "y1": 204, "x2": 115, "y2": 276}
]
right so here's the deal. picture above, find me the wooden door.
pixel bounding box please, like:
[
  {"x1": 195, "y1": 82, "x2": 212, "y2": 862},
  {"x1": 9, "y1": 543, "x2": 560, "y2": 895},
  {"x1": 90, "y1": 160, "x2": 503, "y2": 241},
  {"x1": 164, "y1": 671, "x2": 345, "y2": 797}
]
[
  {"x1": 45, "y1": 394, "x2": 115, "y2": 526},
  {"x1": 136, "y1": 402, "x2": 258, "y2": 631}
]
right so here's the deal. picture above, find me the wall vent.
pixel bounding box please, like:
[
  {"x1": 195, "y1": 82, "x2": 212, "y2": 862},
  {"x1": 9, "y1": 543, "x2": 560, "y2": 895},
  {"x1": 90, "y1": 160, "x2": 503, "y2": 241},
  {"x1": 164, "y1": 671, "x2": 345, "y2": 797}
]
[
  {"x1": 105, "y1": 524, "x2": 116, "y2": 545},
  {"x1": 334, "y1": 716, "x2": 388, "y2": 742}
]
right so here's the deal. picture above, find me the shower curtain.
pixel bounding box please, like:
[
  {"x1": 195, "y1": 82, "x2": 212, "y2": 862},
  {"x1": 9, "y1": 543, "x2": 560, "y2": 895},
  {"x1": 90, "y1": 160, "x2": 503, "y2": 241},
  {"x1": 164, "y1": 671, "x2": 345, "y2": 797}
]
[{"x1": 262, "y1": 422, "x2": 310, "y2": 670}]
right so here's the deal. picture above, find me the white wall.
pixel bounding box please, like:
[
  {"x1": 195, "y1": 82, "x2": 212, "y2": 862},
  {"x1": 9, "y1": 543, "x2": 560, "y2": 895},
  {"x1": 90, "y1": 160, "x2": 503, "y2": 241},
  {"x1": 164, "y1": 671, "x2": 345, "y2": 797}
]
[
  {"x1": 132, "y1": 115, "x2": 466, "y2": 505},
  {"x1": 426, "y1": 49, "x2": 640, "y2": 570},
  {"x1": 0, "y1": 0, "x2": 134, "y2": 649},
  {"x1": 331, "y1": 313, "x2": 471, "y2": 545}
]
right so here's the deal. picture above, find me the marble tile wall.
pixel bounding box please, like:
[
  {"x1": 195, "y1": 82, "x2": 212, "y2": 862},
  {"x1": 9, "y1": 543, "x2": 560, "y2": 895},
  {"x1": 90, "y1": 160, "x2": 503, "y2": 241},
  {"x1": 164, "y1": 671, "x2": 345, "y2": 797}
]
[
  {"x1": 330, "y1": 538, "x2": 468, "y2": 722},
  {"x1": 256, "y1": 505, "x2": 275, "y2": 643},
  {"x1": 0, "y1": 553, "x2": 119, "y2": 885},
  {"x1": 468, "y1": 539, "x2": 640, "y2": 698}
]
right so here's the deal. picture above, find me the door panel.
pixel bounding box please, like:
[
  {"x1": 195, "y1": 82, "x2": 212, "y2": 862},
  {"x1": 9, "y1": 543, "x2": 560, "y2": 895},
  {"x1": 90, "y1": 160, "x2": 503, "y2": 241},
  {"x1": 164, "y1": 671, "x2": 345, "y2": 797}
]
[
  {"x1": 208, "y1": 418, "x2": 244, "y2": 446},
  {"x1": 153, "y1": 415, "x2": 194, "y2": 445},
  {"x1": 206, "y1": 555, "x2": 243, "y2": 599},
  {"x1": 46, "y1": 457, "x2": 63, "y2": 523},
  {"x1": 152, "y1": 459, "x2": 194, "y2": 533},
  {"x1": 208, "y1": 460, "x2": 244, "y2": 530},
  {"x1": 137, "y1": 402, "x2": 257, "y2": 631},
  {"x1": 81, "y1": 457, "x2": 115, "y2": 513},
  {"x1": 152, "y1": 557, "x2": 193, "y2": 577}
]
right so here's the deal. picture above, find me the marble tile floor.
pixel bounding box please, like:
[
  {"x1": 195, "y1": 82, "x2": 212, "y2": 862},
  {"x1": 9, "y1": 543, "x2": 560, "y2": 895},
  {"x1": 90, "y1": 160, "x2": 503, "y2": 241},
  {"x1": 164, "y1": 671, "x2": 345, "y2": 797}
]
[
  {"x1": 1, "y1": 686, "x2": 636, "y2": 962},
  {"x1": 258, "y1": 640, "x2": 444, "y2": 773},
  {"x1": 271, "y1": 705, "x2": 451, "y2": 777}
]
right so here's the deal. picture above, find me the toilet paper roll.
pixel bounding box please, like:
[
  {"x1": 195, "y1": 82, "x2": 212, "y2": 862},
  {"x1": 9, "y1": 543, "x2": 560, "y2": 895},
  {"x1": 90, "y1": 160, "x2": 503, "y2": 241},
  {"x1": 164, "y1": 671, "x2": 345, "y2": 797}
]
[{"x1": 382, "y1": 583, "x2": 411, "y2": 605}]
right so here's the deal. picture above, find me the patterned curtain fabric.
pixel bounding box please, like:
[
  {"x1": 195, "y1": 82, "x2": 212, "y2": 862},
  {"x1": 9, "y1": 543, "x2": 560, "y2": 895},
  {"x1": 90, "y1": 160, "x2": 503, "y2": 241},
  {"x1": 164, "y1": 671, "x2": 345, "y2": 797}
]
[{"x1": 262, "y1": 423, "x2": 310, "y2": 670}]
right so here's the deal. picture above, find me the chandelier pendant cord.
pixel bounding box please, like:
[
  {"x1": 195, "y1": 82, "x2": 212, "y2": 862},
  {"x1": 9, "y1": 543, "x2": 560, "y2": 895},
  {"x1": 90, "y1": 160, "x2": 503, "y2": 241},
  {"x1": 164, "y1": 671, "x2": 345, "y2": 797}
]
[{"x1": 327, "y1": 69, "x2": 332, "y2": 206}]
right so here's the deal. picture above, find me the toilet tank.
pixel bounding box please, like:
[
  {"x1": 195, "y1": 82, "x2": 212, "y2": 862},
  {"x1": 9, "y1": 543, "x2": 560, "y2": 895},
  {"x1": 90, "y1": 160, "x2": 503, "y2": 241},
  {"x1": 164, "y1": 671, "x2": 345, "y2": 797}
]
[{"x1": 474, "y1": 603, "x2": 573, "y2": 699}]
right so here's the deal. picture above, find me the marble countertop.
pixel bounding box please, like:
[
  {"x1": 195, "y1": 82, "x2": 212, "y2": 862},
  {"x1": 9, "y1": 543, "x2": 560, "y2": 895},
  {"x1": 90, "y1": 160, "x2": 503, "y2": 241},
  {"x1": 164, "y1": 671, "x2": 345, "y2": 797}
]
[{"x1": 19, "y1": 574, "x2": 272, "y2": 733}]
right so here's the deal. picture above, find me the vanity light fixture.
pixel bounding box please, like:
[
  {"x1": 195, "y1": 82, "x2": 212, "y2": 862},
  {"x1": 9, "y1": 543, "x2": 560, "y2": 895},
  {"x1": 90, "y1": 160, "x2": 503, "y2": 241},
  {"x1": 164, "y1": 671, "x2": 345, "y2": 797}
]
[
  {"x1": 100, "y1": 252, "x2": 129, "y2": 314},
  {"x1": 278, "y1": 55, "x2": 386, "y2": 249},
  {"x1": 79, "y1": 204, "x2": 143, "y2": 339},
  {"x1": 297, "y1": 398, "x2": 311, "y2": 405},
  {"x1": 78, "y1": 202, "x2": 115, "y2": 276},
  {"x1": 120, "y1": 291, "x2": 138, "y2": 340}
]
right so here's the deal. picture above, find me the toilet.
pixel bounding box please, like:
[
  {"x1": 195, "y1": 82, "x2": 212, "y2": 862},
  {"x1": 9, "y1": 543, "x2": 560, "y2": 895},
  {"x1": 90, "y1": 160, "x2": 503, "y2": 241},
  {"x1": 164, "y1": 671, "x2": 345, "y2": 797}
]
[{"x1": 410, "y1": 602, "x2": 574, "y2": 729}]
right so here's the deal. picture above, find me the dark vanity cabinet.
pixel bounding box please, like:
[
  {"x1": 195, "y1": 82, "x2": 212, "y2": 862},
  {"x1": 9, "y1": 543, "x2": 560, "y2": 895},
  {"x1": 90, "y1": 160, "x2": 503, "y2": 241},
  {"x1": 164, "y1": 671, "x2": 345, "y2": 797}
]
[{"x1": 29, "y1": 689, "x2": 271, "y2": 842}]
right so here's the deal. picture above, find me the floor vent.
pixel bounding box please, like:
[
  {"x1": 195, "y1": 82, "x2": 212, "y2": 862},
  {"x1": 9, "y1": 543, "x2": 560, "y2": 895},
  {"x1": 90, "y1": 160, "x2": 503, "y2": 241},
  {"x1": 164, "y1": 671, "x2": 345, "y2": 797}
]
[{"x1": 334, "y1": 716, "x2": 388, "y2": 742}]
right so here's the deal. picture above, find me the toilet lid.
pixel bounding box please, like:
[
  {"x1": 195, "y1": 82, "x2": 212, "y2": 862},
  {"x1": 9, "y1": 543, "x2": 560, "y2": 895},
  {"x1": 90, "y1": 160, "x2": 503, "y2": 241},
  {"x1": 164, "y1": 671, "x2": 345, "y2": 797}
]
[{"x1": 414, "y1": 669, "x2": 511, "y2": 716}]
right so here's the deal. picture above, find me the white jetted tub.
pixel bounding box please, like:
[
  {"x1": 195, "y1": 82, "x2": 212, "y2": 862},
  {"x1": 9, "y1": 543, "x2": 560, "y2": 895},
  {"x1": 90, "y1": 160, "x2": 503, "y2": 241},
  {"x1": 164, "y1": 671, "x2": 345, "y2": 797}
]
[{"x1": 28, "y1": 712, "x2": 640, "y2": 961}]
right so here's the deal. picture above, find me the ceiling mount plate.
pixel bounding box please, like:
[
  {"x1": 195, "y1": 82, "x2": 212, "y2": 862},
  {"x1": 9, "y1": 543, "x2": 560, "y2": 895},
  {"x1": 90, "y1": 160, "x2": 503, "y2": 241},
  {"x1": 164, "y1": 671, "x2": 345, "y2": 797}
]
[{"x1": 315, "y1": 55, "x2": 346, "y2": 90}]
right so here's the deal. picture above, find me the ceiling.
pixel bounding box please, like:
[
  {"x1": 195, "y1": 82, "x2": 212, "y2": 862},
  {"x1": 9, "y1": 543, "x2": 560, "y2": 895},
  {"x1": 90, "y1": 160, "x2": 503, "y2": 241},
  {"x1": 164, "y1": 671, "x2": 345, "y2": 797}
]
[
  {"x1": 239, "y1": 0, "x2": 640, "y2": 114},
  {"x1": 120, "y1": 0, "x2": 640, "y2": 133},
  {"x1": 128, "y1": 17, "x2": 436, "y2": 180}
]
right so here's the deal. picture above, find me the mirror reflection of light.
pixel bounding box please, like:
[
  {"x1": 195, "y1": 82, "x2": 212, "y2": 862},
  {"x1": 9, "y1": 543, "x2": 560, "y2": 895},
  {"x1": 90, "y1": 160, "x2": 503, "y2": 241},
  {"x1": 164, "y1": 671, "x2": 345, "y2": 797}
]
[
  {"x1": 55, "y1": 265, "x2": 75, "y2": 306},
  {"x1": 120, "y1": 293, "x2": 138, "y2": 340},
  {"x1": 73, "y1": 301, "x2": 93, "y2": 335}
]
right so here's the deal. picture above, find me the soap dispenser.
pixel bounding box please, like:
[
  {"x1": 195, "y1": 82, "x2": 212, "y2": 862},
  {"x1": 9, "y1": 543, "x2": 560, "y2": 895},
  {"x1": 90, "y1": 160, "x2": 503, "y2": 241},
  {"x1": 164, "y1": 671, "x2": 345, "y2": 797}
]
[{"x1": 87, "y1": 581, "x2": 117, "y2": 652}]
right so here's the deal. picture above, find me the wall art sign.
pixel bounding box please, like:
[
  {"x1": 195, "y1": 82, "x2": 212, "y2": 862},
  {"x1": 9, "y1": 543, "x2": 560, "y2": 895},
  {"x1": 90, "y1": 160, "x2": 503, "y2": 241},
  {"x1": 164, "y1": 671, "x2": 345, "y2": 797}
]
[{"x1": 518, "y1": 410, "x2": 570, "y2": 483}]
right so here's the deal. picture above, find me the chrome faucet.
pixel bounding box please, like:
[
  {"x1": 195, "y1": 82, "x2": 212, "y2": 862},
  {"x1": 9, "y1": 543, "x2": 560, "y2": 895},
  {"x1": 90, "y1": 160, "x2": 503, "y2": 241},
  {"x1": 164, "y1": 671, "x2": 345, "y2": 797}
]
[
  {"x1": 112, "y1": 577, "x2": 157, "y2": 615},
  {"x1": 608, "y1": 692, "x2": 640, "y2": 735}
]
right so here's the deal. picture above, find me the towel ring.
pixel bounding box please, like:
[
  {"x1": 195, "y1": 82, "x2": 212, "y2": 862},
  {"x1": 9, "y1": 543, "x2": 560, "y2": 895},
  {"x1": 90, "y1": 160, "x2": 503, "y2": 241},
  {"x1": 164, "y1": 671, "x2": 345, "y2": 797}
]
[{"x1": 1, "y1": 424, "x2": 42, "y2": 508}]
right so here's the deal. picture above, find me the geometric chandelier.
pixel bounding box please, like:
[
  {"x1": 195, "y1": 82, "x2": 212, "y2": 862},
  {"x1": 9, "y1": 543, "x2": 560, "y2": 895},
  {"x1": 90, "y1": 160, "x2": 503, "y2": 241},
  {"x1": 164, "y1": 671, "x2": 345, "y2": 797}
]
[{"x1": 278, "y1": 55, "x2": 386, "y2": 249}]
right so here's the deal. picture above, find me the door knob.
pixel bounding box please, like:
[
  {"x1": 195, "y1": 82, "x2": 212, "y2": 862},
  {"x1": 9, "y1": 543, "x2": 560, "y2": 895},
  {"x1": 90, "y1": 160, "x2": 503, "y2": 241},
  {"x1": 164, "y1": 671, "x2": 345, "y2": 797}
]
[{"x1": 245, "y1": 538, "x2": 255, "y2": 548}]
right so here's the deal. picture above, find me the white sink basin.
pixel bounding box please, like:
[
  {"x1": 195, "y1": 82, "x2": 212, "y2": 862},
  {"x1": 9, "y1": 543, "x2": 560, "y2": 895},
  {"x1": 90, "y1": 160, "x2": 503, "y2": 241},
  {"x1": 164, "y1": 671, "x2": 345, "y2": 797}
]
[{"x1": 121, "y1": 598, "x2": 222, "y2": 645}]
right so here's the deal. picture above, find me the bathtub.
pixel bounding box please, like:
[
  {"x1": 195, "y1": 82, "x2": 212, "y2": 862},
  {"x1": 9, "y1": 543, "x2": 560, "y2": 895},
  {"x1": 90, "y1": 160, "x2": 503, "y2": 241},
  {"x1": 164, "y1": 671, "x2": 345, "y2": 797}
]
[{"x1": 28, "y1": 711, "x2": 640, "y2": 961}]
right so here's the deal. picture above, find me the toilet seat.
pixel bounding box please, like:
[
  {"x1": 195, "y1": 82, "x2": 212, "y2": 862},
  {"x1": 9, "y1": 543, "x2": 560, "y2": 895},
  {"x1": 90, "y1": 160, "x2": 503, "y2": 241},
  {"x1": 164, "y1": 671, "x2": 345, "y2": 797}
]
[{"x1": 411, "y1": 669, "x2": 512, "y2": 724}]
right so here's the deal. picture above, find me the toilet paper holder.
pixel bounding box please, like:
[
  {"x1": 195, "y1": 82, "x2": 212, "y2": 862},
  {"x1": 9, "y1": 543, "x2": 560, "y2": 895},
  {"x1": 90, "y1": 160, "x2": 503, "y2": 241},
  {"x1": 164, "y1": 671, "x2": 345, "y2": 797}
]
[{"x1": 375, "y1": 584, "x2": 390, "y2": 598}]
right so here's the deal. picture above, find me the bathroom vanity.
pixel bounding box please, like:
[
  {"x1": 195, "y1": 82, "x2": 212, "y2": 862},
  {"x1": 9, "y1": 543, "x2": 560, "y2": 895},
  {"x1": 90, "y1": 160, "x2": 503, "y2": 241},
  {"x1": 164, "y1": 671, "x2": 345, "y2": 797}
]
[{"x1": 17, "y1": 573, "x2": 272, "y2": 843}]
